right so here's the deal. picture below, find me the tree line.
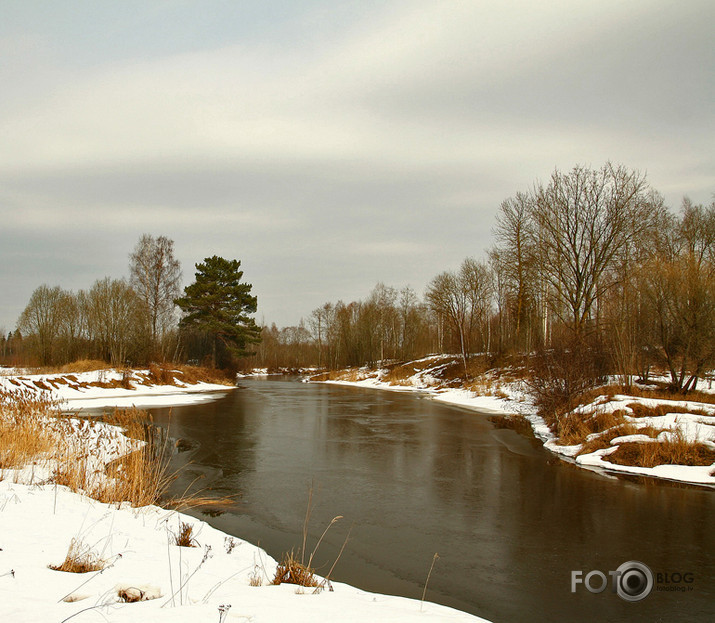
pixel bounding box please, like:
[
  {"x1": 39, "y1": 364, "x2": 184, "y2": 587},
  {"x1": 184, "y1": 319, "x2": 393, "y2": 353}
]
[
  {"x1": 5, "y1": 236, "x2": 261, "y2": 370},
  {"x1": 5, "y1": 162, "x2": 712, "y2": 390},
  {"x1": 254, "y1": 163, "x2": 714, "y2": 393}
]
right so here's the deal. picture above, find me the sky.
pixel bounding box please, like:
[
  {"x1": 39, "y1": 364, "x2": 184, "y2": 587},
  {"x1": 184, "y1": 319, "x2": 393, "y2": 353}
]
[{"x1": 1, "y1": 0, "x2": 713, "y2": 332}]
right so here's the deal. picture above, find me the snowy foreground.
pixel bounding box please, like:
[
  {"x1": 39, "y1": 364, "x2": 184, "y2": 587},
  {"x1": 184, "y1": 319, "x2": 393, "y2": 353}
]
[
  {"x1": 0, "y1": 369, "x2": 491, "y2": 623},
  {"x1": 0, "y1": 482, "x2": 488, "y2": 623},
  {"x1": 312, "y1": 357, "x2": 715, "y2": 488}
]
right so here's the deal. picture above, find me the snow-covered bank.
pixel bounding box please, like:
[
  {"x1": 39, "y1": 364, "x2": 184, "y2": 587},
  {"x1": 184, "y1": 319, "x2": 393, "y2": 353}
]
[
  {"x1": 544, "y1": 394, "x2": 715, "y2": 487},
  {"x1": 0, "y1": 481, "x2": 489, "y2": 623},
  {"x1": 305, "y1": 360, "x2": 715, "y2": 489},
  {"x1": 0, "y1": 368, "x2": 234, "y2": 410}
]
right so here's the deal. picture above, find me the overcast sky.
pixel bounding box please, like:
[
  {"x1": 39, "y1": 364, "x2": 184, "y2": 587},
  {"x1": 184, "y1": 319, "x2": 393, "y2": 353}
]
[{"x1": 1, "y1": 0, "x2": 713, "y2": 332}]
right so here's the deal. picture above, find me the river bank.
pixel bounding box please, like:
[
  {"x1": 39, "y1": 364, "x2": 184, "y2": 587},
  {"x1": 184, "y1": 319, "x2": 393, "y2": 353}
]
[
  {"x1": 305, "y1": 356, "x2": 715, "y2": 488},
  {"x1": 0, "y1": 368, "x2": 491, "y2": 623},
  {"x1": 0, "y1": 366, "x2": 236, "y2": 410}
]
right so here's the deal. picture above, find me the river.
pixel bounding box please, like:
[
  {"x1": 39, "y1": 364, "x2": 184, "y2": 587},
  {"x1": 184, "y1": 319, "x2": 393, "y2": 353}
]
[{"x1": 146, "y1": 377, "x2": 714, "y2": 623}]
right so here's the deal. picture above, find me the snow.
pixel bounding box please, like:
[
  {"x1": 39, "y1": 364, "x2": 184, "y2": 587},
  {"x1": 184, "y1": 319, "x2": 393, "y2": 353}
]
[
  {"x1": 0, "y1": 481, "x2": 489, "y2": 623},
  {"x1": 0, "y1": 369, "x2": 491, "y2": 623},
  {"x1": 575, "y1": 451, "x2": 715, "y2": 485},
  {"x1": 0, "y1": 369, "x2": 234, "y2": 411},
  {"x1": 318, "y1": 367, "x2": 531, "y2": 418}
]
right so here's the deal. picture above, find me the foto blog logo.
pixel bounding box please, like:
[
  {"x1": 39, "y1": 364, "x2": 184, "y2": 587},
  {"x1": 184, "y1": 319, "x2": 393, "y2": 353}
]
[{"x1": 571, "y1": 561, "x2": 654, "y2": 602}]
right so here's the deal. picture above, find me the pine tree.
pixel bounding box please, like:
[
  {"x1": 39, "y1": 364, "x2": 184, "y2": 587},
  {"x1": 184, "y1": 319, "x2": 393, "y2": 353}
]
[{"x1": 175, "y1": 256, "x2": 261, "y2": 367}]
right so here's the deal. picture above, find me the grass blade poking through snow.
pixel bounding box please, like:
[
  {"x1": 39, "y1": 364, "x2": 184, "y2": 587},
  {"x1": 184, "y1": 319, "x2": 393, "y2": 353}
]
[{"x1": 421, "y1": 553, "x2": 439, "y2": 612}]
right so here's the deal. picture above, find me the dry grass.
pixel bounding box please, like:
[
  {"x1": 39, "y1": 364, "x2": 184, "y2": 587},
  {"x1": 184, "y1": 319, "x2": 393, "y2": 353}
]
[
  {"x1": 249, "y1": 567, "x2": 263, "y2": 587},
  {"x1": 271, "y1": 550, "x2": 318, "y2": 587},
  {"x1": 382, "y1": 363, "x2": 417, "y2": 385},
  {"x1": 1, "y1": 384, "x2": 235, "y2": 515},
  {"x1": 576, "y1": 423, "x2": 665, "y2": 456},
  {"x1": 173, "y1": 521, "x2": 198, "y2": 547},
  {"x1": 614, "y1": 383, "x2": 715, "y2": 406},
  {"x1": 59, "y1": 360, "x2": 112, "y2": 373},
  {"x1": 309, "y1": 368, "x2": 371, "y2": 383},
  {"x1": 556, "y1": 408, "x2": 627, "y2": 446},
  {"x1": 173, "y1": 363, "x2": 234, "y2": 386},
  {"x1": 0, "y1": 388, "x2": 58, "y2": 472},
  {"x1": 49, "y1": 538, "x2": 105, "y2": 574},
  {"x1": 626, "y1": 402, "x2": 710, "y2": 418},
  {"x1": 146, "y1": 364, "x2": 178, "y2": 386},
  {"x1": 50, "y1": 406, "x2": 177, "y2": 508},
  {"x1": 605, "y1": 434, "x2": 715, "y2": 468}
]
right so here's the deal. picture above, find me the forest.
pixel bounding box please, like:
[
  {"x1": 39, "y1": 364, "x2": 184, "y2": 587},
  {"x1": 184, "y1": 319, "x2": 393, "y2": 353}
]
[{"x1": 4, "y1": 163, "x2": 714, "y2": 393}]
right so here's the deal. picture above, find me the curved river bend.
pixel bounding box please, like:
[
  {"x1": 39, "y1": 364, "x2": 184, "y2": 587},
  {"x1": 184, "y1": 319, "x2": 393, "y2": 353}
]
[{"x1": 146, "y1": 378, "x2": 714, "y2": 623}]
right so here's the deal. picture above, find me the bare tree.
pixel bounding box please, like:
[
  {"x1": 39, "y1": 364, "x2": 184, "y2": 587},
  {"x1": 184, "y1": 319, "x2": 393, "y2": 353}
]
[
  {"x1": 368, "y1": 283, "x2": 398, "y2": 363},
  {"x1": 86, "y1": 278, "x2": 147, "y2": 366},
  {"x1": 129, "y1": 234, "x2": 182, "y2": 358},
  {"x1": 426, "y1": 270, "x2": 471, "y2": 376},
  {"x1": 17, "y1": 284, "x2": 64, "y2": 365},
  {"x1": 492, "y1": 192, "x2": 539, "y2": 350},
  {"x1": 642, "y1": 199, "x2": 715, "y2": 391},
  {"x1": 531, "y1": 163, "x2": 660, "y2": 340},
  {"x1": 460, "y1": 258, "x2": 494, "y2": 354},
  {"x1": 309, "y1": 303, "x2": 335, "y2": 369},
  {"x1": 55, "y1": 290, "x2": 85, "y2": 363}
]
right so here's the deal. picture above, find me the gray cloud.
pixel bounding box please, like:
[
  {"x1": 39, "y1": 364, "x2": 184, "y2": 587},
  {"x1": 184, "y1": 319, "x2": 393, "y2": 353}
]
[{"x1": 0, "y1": 0, "x2": 713, "y2": 331}]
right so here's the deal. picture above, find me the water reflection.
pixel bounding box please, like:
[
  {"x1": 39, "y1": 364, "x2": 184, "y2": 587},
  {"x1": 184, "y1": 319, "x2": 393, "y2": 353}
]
[{"x1": 148, "y1": 378, "x2": 714, "y2": 623}]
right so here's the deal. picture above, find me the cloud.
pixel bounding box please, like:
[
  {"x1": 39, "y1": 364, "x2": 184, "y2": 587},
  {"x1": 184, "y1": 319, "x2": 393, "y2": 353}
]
[{"x1": 0, "y1": 0, "x2": 712, "y2": 330}]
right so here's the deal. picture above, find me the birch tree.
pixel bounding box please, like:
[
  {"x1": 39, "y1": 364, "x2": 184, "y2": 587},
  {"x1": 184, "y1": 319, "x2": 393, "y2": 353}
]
[{"x1": 129, "y1": 234, "x2": 182, "y2": 357}]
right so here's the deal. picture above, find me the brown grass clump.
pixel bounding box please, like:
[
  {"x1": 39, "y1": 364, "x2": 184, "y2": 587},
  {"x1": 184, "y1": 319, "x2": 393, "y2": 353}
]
[
  {"x1": 49, "y1": 538, "x2": 105, "y2": 574},
  {"x1": 271, "y1": 551, "x2": 318, "y2": 587},
  {"x1": 557, "y1": 408, "x2": 626, "y2": 446},
  {"x1": 59, "y1": 360, "x2": 112, "y2": 374},
  {"x1": 626, "y1": 402, "x2": 708, "y2": 418},
  {"x1": 146, "y1": 364, "x2": 178, "y2": 386},
  {"x1": 172, "y1": 364, "x2": 234, "y2": 386},
  {"x1": 382, "y1": 363, "x2": 416, "y2": 385},
  {"x1": 605, "y1": 435, "x2": 715, "y2": 468},
  {"x1": 249, "y1": 567, "x2": 264, "y2": 587},
  {"x1": 577, "y1": 423, "x2": 665, "y2": 456},
  {"x1": 173, "y1": 521, "x2": 198, "y2": 547}
]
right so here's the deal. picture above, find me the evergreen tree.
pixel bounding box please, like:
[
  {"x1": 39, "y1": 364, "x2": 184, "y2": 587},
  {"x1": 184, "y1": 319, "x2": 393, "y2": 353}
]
[{"x1": 175, "y1": 256, "x2": 261, "y2": 367}]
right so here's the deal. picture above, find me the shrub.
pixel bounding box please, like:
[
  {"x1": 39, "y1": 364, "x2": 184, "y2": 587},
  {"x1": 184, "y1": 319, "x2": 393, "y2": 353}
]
[{"x1": 525, "y1": 342, "x2": 609, "y2": 432}]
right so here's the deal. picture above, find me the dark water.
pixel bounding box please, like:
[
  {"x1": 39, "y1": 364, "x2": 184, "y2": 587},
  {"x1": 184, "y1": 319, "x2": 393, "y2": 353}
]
[{"x1": 147, "y1": 378, "x2": 714, "y2": 623}]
